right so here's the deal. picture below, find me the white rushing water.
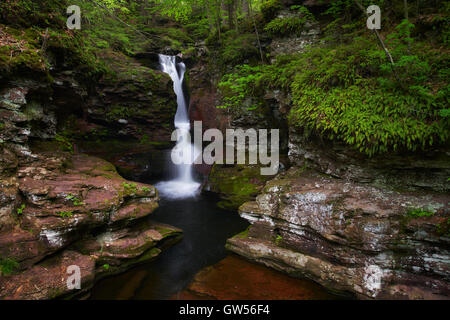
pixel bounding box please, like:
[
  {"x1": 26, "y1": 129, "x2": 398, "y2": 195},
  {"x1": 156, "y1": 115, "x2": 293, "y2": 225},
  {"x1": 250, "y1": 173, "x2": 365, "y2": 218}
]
[{"x1": 155, "y1": 54, "x2": 201, "y2": 199}]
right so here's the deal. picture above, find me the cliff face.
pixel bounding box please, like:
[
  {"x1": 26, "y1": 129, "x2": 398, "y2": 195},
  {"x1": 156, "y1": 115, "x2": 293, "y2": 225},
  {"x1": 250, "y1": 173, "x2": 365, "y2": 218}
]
[
  {"x1": 226, "y1": 168, "x2": 449, "y2": 299},
  {"x1": 202, "y1": 4, "x2": 450, "y2": 299},
  {"x1": 0, "y1": 16, "x2": 181, "y2": 298}
]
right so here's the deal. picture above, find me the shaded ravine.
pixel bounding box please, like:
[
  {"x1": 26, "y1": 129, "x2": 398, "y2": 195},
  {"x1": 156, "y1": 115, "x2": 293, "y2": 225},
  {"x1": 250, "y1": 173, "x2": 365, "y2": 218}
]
[{"x1": 90, "y1": 55, "x2": 338, "y2": 300}]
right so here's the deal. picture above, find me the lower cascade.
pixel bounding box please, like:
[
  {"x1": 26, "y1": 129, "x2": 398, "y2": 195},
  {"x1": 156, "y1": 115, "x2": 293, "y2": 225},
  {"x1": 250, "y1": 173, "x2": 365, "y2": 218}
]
[{"x1": 155, "y1": 54, "x2": 200, "y2": 199}]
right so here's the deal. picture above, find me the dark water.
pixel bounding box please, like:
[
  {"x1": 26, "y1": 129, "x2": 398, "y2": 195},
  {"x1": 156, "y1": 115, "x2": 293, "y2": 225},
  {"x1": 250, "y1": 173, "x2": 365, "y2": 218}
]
[{"x1": 90, "y1": 193, "x2": 249, "y2": 300}]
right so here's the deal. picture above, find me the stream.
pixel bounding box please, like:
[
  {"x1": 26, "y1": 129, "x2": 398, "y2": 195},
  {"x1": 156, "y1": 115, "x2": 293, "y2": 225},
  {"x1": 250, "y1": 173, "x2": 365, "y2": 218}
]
[
  {"x1": 89, "y1": 54, "x2": 337, "y2": 300},
  {"x1": 90, "y1": 194, "x2": 249, "y2": 299}
]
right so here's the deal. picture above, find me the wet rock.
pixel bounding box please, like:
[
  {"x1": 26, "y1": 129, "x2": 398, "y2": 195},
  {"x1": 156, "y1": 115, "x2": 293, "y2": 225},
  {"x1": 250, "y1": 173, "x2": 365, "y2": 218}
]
[
  {"x1": 226, "y1": 168, "x2": 450, "y2": 299},
  {"x1": 204, "y1": 164, "x2": 276, "y2": 210},
  {"x1": 86, "y1": 52, "x2": 177, "y2": 142},
  {"x1": 0, "y1": 150, "x2": 183, "y2": 299},
  {"x1": 75, "y1": 221, "x2": 182, "y2": 278},
  {"x1": 288, "y1": 128, "x2": 450, "y2": 192},
  {"x1": 0, "y1": 152, "x2": 160, "y2": 270}
]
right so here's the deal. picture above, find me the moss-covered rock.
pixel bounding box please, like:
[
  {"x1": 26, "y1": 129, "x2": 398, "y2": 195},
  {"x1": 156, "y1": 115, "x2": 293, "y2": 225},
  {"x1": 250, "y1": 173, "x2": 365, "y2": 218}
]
[
  {"x1": 227, "y1": 167, "x2": 450, "y2": 299},
  {"x1": 205, "y1": 164, "x2": 275, "y2": 210}
]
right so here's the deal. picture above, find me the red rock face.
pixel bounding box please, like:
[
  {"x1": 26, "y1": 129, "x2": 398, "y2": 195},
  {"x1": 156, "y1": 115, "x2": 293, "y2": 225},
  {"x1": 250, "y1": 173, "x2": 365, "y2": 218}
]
[
  {"x1": 189, "y1": 86, "x2": 228, "y2": 132},
  {"x1": 0, "y1": 250, "x2": 95, "y2": 300},
  {"x1": 226, "y1": 168, "x2": 450, "y2": 300},
  {"x1": 0, "y1": 149, "x2": 182, "y2": 299},
  {"x1": 188, "y1": 68, "x2": 229, "y2": 178},
  {"x1": 171, "y1": 254, "x2": 336, "y2": 300}
]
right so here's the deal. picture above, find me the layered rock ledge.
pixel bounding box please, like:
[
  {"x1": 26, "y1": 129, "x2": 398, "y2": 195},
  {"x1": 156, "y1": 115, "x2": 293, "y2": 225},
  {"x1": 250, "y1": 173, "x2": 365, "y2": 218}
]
[
  {"x1": 226, "y1": 168, "x2": 450, "y2": 300},
  {"x1": 0, "y1": 151, "x2": 182, "y2": 299}
]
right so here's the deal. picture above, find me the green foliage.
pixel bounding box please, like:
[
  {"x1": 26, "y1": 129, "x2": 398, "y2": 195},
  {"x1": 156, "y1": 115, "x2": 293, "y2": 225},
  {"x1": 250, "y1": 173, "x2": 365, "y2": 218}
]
[
  {"x1": 290, "y1": 5, "x2": 315, "y2": 21},
  {"x1": 184, "y1": 19, "x2": 210, "y2": 40},
  {"x1": 102, "y1": 263, "x2": 110, "y2": 270},
  {"x1": 16, "y1": 204, "x2": 26, "y2": 215},
  {"x1": 218, "y1": 64, "x2": 264, "y2": 109},
  {"x1": 141, "y1": 186, "x2": 151, "y2": 192},
  {"x1": 260, "y1": 0, "x2": 282, "y2": 21},
  {"x1": 407, "y1": 208, "x2": 435, "y2": 218},
  {"x1": 55, "y1": 133, "x2": 74, "y2": 153},
  {"x1": 0, "y1": 0, "x2": 67, "y2": 27},
  {"x1": 219, "y1": 31, "x2": 259, "y2": 66},
  {"x1": 122, "y1": 182, "x2": 138, "y2": 195},
  {"x1": 150, "y1": 0, "x2": 193, "y2": 22},
  {"x1": 323, "y1": 0, "x2": 385, "y2": 18},
  {"x1": 0, "y1": 258, "x2": 19, "y2": 276},
  {"x1": 274, "y1": 234, "x2": 283, "y2": 245},
  {"x1": 58, "y1": 211, "x2": 74, "y2": 218},
  {"x1": 287, "y1": 35, "x2": 449, "y2": 156},
  {"x1": 264, "y1": 16, "x2": 307, "y2": 37},
  {"x1": 65, "y1": 194, "x2": 85, "y2": 206},
  {"x1": 219, "y1": 32, "x2": 449, "y2": 156}
]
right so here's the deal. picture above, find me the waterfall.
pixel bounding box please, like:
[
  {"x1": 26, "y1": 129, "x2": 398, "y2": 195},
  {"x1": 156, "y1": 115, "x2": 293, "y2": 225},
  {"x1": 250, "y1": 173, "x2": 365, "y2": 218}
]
[{"x1": 155, "y1": 54, "x2": 200, "y2": 199}]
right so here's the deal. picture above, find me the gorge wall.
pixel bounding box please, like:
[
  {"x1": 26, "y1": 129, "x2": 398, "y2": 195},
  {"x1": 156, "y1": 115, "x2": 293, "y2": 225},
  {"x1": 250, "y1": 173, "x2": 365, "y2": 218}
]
[
  {"x1": 0, "y1": 1, "x2": 185, "y2": 299},
  {"x1": 194, "y1": 1, "x2": 450, "y2": 299}
]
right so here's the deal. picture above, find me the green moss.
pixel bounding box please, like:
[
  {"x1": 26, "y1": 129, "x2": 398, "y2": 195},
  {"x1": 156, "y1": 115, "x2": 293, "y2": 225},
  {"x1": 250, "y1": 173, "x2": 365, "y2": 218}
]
[
  {"x1": 264, "y1": 16, "x2": 307, "y2": 37},
  {"x1": 260, "y1": 0, "x2": 282, "y2": 22},
  {"x1": 0, "y1": 258, "x2": 19, "y2": 276},
  {"x1": 54, "y1": 133, "x2": 74, "y2": 154},
  {"x1": 57, "y1": 211, "x2": 74, "y2": 218},
  {"x1": 437, "y1": 218, "x2": 450, "y2": 237},
  {"x1": 121, "y1": 182, "x2": 138, "y2": 197},
  {"x1": 407, "y1": 208, "x2": 435, "y2": 218},
  {"x1": 232, "y1": 226, "x2": 251, "y2": 239},
  {"x1": 209, "y1": 164, "x2": 273, "y2": 210}
]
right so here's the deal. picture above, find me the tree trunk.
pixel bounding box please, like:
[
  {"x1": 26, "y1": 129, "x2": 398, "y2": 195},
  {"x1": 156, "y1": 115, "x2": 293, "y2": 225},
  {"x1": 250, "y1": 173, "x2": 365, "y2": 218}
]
[
  {"x1": 248, "y1": 1, "x2": 264, "y2": 63},
  {"x1": 226, "y1": 0, "x2": 235, "y2": 30}
]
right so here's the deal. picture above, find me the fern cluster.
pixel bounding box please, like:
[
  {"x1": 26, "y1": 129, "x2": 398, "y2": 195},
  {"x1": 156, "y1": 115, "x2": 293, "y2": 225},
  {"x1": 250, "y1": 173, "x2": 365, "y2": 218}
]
[{"x1": 217, "y1": 29, "x2": 449, "y2": 156}]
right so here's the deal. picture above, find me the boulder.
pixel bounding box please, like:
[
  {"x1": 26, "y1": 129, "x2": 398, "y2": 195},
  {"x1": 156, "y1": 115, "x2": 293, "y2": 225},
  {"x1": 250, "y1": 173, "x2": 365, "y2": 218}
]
[{"x1": 227, "y1": 168, "x2": 450, "y2": 299}]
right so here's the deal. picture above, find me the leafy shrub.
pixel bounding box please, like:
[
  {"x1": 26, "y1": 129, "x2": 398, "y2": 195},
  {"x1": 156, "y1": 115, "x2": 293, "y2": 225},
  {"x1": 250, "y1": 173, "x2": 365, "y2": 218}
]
[
  {"x1": 220, "y1": 31, "x2": 259, "y2": 65},
  {"x1": 218, "y1": 33, "x2": 449, "y2": 156},
  {"x1": 0, "y1": 258, "x2": 19, "y2": 275},
  {"x1": 58, "y1": 211, "x2": 74, "y2": 218},
  {"x1": 286, "y1": 35, "x2": 449, "y2": 156},
  {"x1": 184, "y1": 19, "x2": 210, "y2": 40},
  {"x1": 407, "y1": 208, "x2": 435, "y2": 218},
  {"x1": 264, "y1": 17, "x2": 307, "y2": 37}
]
